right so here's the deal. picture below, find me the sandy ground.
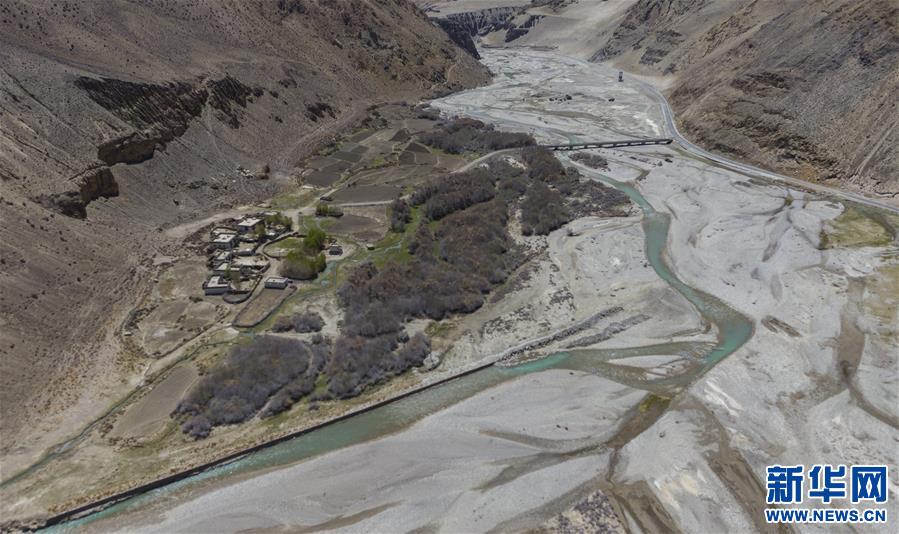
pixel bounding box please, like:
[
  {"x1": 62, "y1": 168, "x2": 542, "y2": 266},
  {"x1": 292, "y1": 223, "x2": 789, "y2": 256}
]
[{"x1": 135, "y1": 258, "x2": 225, "y2": 357}]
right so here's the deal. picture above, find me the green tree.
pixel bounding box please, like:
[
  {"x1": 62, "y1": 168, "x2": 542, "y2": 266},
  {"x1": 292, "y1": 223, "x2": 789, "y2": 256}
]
[
  {"x1": 315, "y1": 203, "x2": 343, "y2": 218},
  {"x1": 304, "y1": 227, "x2": 327, "y2": 252},
  {"x1": 280, "y1": 250, "x2": 327, "y2": 280}
]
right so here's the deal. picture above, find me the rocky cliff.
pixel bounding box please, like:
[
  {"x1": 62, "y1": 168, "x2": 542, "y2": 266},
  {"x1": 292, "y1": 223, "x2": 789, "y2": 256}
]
[
  {"x1": 593, "y1": 0, "x2": 899, "y2": 201},
  {"x1": 432, "y1": 5, "x2": 547, "y2": 49},
  {"x1": 434, "y1": 17, "x2": 483, "y2": 59},
  {"x1": 0, "y1": 0, "x2": 488, "y2": 473}
]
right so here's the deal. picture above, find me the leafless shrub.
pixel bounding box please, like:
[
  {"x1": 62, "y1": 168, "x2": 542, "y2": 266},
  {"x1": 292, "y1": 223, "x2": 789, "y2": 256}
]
[
  {"x1": 521, "y1": 146, "x2": 565, "y2": 181},
  {"x1": 419, "y1": 118, "x2": 535, "y2": 154},
  {"x1": 292, "y1": 311, "x2": 325, "y2": 333},
  {"x1": 570, "y1": 152, "x2": 609, "y2": 169},
  {"x1": 174, "y1": 336, "x2": 328, "y2": 437},
  {"x1": 521, "y1": 182, "x2": 571, "y2": 235},
  {"x1": 389, "y1": 198, "x2": 411, "y2": 232}
]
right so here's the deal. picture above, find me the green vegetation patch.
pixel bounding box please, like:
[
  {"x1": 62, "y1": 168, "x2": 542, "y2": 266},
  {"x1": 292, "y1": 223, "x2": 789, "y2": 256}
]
[
  {"x1": 264, "y1": 212, "x2": 293, "y2": 229},
  {"x1": 365, "y1": 205, "x2": 422, "y2": 267},
  {"x1": 365, "y1": 155, "x2": 391, "y2": 169},
  {"x1": 820, "y1": 206, "x2": 892, "y2": 249},
  {"x1": 269, "y1": 191, "x2": 314, "y2": 210},
  {"x1": 279, "y1": 227, "x2": 328, "y2": 280},
  {"x1": 315, "y1": 203, "x2": 344, "y2": 218},
  {"x1": 639, "y1": 393, "x2": 670, "y2": 414}
]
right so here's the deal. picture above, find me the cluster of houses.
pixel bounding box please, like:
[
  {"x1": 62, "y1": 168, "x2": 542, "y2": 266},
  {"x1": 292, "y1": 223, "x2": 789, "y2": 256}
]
[{"x1": 202, "y1": 213, "x2": 290, "y2": 296}]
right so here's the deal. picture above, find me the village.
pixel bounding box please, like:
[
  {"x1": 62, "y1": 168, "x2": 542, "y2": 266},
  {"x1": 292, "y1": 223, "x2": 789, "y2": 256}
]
[
  {"x1": 203, "y1": 211, "x2": 284, "y2": 302},
  {"x1": 201, "y1": 209, "x2": 349, "y2": 301},
  {"x1": 203, "y1": 212, "x2": 285, "y2": 298}
]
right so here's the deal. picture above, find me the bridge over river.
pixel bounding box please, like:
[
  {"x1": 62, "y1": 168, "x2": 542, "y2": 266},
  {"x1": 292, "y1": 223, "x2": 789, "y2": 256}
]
[{"x1": 542, "y1": 137, "x2": 673, "y2": 151}]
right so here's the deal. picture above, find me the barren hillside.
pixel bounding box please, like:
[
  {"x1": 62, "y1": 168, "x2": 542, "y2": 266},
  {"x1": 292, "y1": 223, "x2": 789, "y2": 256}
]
[
  {"x1": 0, "y1": 0, "x2": 487, "y2": 475},
  {"x1": 595, "y1": 0, "x2": 899, "y2": 201}
]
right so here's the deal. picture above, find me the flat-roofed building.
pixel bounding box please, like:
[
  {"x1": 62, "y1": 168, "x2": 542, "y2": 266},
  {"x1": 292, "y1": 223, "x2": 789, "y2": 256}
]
[
  {"x1": 264, "y1": 277, "x2": 290, "y2": 289},
  {"x1": 235, "y1": 242, "x2": 256, "y2": 256},
  {"x1": 203, "y1": 275, "x2": 231, "y2": 295},
  {"x1": 237, "y1": 217, "x2": 263, "y2": 234},
  {"x1": 212, "y1": 262, "x2": 232, "y2": 276},
  {"x1": 233, "y1": 256, "x2": 269, "y2": 271},
  {"x1": 211, "y1": 233, "x2": 238, "y2": 249}
]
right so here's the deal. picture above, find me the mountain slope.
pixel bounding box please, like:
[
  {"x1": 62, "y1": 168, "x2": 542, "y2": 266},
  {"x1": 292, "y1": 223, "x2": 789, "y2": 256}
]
[
  {"x1": 0, "y1": 0, "x2": 487, "y2": 475},
  {"x1": 594, "y1": 0, "x2": 899, "y2": 201}
]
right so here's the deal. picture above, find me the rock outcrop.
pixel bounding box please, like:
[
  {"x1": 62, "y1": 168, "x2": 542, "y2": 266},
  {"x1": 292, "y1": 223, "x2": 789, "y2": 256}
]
[
  {"x1": 36, "y1": 166, "x2": 119, "y2": 218},
  {"x1": 443, "y1": 6, "x2": 520, "y2": 36},
  {"x1": 82, "y1": 75, "x2": 267, "y2": 167},
  {"x1": 435, "y1": 18, "x2": 481, "y2": 59},
  {"x1": 432, "y1": 5, "x2": 545, "y2": 50}
]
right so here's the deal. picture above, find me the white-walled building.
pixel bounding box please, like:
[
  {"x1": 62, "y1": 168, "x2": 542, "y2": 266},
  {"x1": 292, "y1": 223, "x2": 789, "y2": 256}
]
[
  {"x1": 237, "y1": 217, "x2": 263, "y2": 234},
  {"x1": 264, "y1": 277, "x2": 290, "y2": 289},
  {"x1": 203, "y1": 275, "x2": 231, "y2": 295},
  {"x1": 211, "y1": 233, "x2": 238, "y2": 249}
]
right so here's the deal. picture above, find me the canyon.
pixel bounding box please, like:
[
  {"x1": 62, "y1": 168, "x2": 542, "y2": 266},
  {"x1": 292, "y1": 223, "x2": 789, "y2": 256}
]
[{"x1": 1, "y1": 1, "x2": 897, "y2": 531}]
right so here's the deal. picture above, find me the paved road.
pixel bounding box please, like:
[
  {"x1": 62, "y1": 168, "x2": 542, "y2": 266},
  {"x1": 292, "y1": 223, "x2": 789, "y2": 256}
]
[{"x1": 630, "y1": 76, "x2": 899, "y2": 215}]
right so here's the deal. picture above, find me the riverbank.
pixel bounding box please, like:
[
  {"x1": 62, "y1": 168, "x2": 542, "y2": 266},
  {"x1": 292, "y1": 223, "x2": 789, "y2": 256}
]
[{"x1": 80, "y1": 368, "x2": 647, "y2": 533}]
